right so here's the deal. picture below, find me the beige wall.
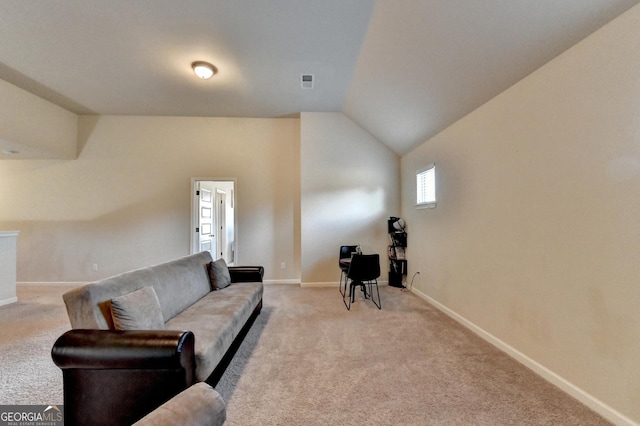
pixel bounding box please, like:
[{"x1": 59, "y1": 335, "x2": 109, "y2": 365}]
[
  {"x1": 300, "y1": 112, "x2": 400, "y2": 285},
  {"x1": 0, "y1": 79, "x2": 77, "y2": 160},
  {"x1": 0, "y1": 231, "x2": 19, "y2": 305},
  {"x1": 401, "y1": 5, "x2": 640, "y2": 424},
  {"x1": 0, "y1": 115, "x2": 300, "y2": 282},
  {"x1": 0, "y1": 109, "x2": 400, "y2": 286}
]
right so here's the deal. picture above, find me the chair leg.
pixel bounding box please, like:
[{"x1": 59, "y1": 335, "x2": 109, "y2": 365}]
[
  {"x1": 343, "y1": 278, "x2": 379, "y2": 311},
  {"x1": 361, "y1": 283, "x2": 369, "y2": 299},
  {"x1": 339, "y1": 270, "x2": 347, "y2": 297},
  {"x1": 342, "y1": 277, "x2": 352, "y2": 310},
  {"x1": 369, "y1": 279, "x2": 381, "y2": 310}
]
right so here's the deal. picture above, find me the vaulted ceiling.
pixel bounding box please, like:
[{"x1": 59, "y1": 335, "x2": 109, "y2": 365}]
[{"x1": 1, "y1": 0, "x2": 637, "y2": 155}]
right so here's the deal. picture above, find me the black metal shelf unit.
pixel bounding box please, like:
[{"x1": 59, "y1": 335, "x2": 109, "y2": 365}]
[{"x1": 388, "y1": 217, "x2": 407, "y2": 288}]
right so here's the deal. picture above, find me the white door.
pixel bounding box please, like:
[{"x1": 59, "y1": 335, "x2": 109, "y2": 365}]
[
  {"x1": 196, "y1": 183, "x2": 216, "y2": 256},
  {"x1": 191, "y1": 179, "x2": 235, "y2": 261},
  {"x1": 216, "y1": 190, "x2": 227, "y2": 260}
]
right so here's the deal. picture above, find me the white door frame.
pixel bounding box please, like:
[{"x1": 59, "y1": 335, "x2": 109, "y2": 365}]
[{"x1": 190, "y1": 178, "x2": 237, "y2": 263}]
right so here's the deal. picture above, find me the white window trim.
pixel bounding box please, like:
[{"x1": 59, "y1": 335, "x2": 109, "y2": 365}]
[{"x1": 416, "y1": 163, "x2": 436, "y2": 209}]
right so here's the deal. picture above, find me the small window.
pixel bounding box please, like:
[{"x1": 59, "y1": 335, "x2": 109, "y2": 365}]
[{"x1": 416, "y1": 164, "x2": 436, "y2": 208}]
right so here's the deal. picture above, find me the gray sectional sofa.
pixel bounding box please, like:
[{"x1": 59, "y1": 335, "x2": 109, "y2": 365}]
[
  {"x1": 52, "y1": 251, "x2": 263, "y2": 425},
  {"x1": 133, "y1": 382, "x2": 227, "y2": 426}
]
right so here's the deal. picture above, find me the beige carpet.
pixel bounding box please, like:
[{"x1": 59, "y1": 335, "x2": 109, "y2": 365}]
[
  {"x1": 0, "y1": 284, "x2": 609, "y2": 425},
  {"x1": 216, "y1": 285, "x2": 610, "y2": 425},
  {"x1": 0, "y1": 285, "x2": 70, "y2": 405}
]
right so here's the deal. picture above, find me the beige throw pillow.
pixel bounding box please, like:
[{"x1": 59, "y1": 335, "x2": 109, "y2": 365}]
[
  {"x1": 110, "y1": 286, "x2": 165, "y2": 330},
  {"x1": 207, "y1": 258, "x2": 231, "y2": 290}
]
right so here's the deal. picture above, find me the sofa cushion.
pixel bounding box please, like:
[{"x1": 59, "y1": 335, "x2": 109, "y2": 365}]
[
  {"x1": 164, "y1": 281, "x2": 263, "y2": 381},
  {"x1": 110, "y1": 286, "x2": 165, "y2": 330},
  {"x1": 207, "y1": 258, "x2": 231, "y2": 290},
  {"x1": 63, "y1": 252, "x2": 215, "y2": 330},
  {"x1": 149, "y1": 252, "x2": 213, "y2": 322}
]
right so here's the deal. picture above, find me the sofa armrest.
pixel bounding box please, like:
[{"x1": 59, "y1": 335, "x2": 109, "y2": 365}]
[
  {"x1": 52, "y1": 329, "x2": 195, "y2": 370},
  {"x1": 52, "y1": 329, "x2": 196, "y2": 426},
  {"x1": 229, "y1": 265, "x2": 264, "y2": 283},
  {"x1": 133, "y1": 382, "x2": 226, "y2": 426}
]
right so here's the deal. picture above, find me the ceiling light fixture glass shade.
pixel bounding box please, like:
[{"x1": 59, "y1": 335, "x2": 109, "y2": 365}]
[{"x1": 191, "y1": 61, "x2": 217, "y2": 79}]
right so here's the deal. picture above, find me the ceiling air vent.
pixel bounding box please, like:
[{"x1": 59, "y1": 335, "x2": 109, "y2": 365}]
[{"x1": 301, "y1": 74, "x2": 314, "y2": 89}]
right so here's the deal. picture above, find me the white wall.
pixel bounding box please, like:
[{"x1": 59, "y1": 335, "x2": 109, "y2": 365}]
[
  {"x1": 300, "y1": 112, "x2": 400, "y2": 285},
  {"x1": 401, "y1": 5, "x2": 640, "y2": 424},
  {"x1": 0, "y1": 115, "x2": 300, "y2": 283}
]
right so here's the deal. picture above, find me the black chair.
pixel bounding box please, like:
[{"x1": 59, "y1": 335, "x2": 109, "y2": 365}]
[
  {"x1": 343, "y1": 254, "x2": 381, "y2": 310},
  {"x1": 338, "y1": 245, "x2": 358, "y2": 297}
]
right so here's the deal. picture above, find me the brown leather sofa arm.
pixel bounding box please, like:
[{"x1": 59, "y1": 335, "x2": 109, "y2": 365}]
[
  {"x1": 52, "y1": 329, "x2": 195, "y2": 370},
  {"x1": 229, "y1": 265, "x2": 264, "y2": 282},
  {"x1": 52, "y1": 329, "x2": 196, "y2": 426}
]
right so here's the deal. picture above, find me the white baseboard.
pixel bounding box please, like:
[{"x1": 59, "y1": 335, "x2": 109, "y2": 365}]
[
  {"x1": 300, "y1": 281, "x2": 335, "y2": 288},
  {"x1": 17, "y1": 281, "x2": 84, "y2": 287},
  {"x1": 411, "y1": 287, "x2": 636, "y2": 426},
  {"x1": 0, "y1": 296, "x2": 18, "y2": 306},
  {"x1": 264, "y1": 279, "x2": 300, "y2": 285},
  {"x1": 20, "y1": 280, "x2": 303, "y2": 287},
  {"x1": 16, "y1": 279, "x2": 390, "y2": 288},
  {"x1": 300, "y1": 280, "x2": 389, "y2": 288}
]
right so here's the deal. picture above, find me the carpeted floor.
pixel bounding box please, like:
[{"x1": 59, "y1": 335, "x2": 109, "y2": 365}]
[
  {"x1": 0, "y1": 285, "x2": 71, "y2": 405},
  {"x1": 0, "y1": 283, "x2": 610, "y2": 425},
  {"x1": 217, "y1": 285, "x2": 609, "y2": 425}
]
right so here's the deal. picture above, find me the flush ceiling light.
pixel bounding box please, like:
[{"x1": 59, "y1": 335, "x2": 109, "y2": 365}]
[{"x1": 191, "y1": 61, "x2": 217, "y2": 79}]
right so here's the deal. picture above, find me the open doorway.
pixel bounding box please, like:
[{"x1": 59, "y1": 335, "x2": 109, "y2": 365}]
[{"x1": 191, "y1": 179, "x2": 236, "y2": 265}]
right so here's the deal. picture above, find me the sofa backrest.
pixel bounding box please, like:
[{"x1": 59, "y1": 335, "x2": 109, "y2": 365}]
[{"x1": 63, "y1": 251, "x2": 214, "y2": 329}]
